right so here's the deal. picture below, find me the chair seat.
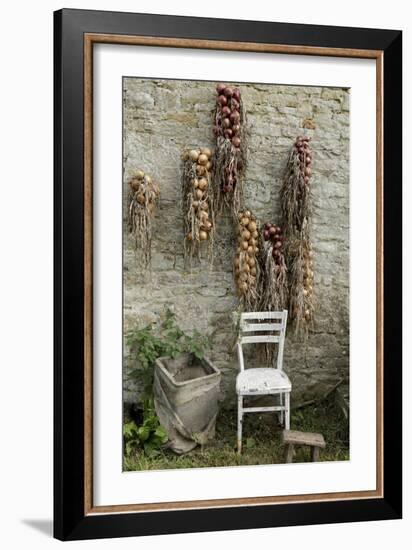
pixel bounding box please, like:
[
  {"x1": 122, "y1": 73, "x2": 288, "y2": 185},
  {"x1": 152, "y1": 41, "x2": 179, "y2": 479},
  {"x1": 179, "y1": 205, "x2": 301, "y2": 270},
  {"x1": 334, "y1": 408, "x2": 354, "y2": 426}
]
[{"x1": 236, "y1": 368, "x2": 291, "y2": 395}]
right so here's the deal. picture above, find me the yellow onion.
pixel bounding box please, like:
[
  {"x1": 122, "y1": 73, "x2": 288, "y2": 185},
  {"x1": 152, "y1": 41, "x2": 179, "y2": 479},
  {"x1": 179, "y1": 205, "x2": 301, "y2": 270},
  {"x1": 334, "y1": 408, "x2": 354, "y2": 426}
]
[
  {"x1": 199, "y1": 230, "x2": 208, "y2": 241},
  {"x1": 136, "y1": 170, "x2": 145, "y2": 179},
  {"x1": 248, "y1": 221, "x2": 257, "y2": 233},
  {"x1": 198, "y1": 154, "x2": 208, "y2": 166},
  {"x1": 189, "y1": 149, "x2": 199, "y2": 162},
  {"x1": 198, "y1": 178, "x2": 208, "y2": 190},
  {"x1": 200, "y1": 147, "x2": 212, "y2": 158}
]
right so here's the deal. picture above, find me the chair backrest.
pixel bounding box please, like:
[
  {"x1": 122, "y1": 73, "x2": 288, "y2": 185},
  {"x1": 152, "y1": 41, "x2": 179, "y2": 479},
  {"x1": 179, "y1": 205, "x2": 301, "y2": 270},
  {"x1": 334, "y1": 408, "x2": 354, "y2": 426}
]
[{"x1": 237, "y1": 310, "x2": 288, "y2": 371}]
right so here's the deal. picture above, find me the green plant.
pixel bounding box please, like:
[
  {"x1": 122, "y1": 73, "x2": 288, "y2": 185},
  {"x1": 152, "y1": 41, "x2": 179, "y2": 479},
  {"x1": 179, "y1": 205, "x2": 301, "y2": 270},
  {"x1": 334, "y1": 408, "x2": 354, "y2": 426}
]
[
  {"x1": 124, "y1": 309, "x2": 211, "y2": 458},
  {"x1": 126, "y1": 308, "x2": 210, "y2": 395},
  {"x1": 123, "y1": 412, "x2": 168, "y2": 457}
]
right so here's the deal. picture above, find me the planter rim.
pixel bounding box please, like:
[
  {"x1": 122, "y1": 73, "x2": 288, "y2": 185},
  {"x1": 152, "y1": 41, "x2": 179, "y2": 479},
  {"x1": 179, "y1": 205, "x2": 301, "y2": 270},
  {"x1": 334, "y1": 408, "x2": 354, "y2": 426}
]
[{"x1": 155, "y1": 354, "x2": 221, "y2": 388}]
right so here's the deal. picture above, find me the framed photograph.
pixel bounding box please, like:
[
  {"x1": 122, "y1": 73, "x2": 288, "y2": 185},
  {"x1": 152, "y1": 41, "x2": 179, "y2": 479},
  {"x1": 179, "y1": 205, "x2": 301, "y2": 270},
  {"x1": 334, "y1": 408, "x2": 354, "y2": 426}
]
[{"x1": 54, "y1": 8, "x2": 402, "y2": 541}]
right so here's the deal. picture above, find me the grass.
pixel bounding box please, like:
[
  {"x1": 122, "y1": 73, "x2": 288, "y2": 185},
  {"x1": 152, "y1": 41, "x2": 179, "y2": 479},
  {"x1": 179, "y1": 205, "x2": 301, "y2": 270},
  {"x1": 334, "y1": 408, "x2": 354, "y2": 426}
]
[{"x1": 123, "y1": 397, "x2": 349, "y2": 471}]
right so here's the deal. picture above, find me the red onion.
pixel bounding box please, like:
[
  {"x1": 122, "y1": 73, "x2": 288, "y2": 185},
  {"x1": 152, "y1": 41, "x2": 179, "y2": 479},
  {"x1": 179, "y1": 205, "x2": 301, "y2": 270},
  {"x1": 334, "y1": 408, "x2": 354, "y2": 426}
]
[
  {"x1": 216, "y1": 83, "x2": 226, "y2": 94},
  {"x1": 232, "y1": 136, "x2": 241, "y2": 148},
  {"x1": 230, "y1": 111, "x2": 240, "y2": 124},
  {"x1": 233, "y1": 88, "x2": 240, "y2": 101},
  {"x1": 231, "y1": 98, "x2": 240, "y2": 110},
  {"x1": 223, "y1": 87, "x2": 233, "y2": 97},
  {"x1": 217, "y1": 95, "x2": 227, "y2": 106}
]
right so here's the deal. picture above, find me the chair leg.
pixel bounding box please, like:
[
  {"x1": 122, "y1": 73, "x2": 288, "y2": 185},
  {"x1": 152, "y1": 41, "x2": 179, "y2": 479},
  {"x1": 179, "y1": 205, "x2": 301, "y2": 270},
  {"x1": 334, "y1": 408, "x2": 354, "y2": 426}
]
[
  {"x1": 285, "y1": 392, "x2": 290, "y2": 430},
  {"x1": 237, "y1": 395, "x2": 243, "y2": 454},
  {"x1": 279, "y1": 393, "x2": 284, "y2": 425}
]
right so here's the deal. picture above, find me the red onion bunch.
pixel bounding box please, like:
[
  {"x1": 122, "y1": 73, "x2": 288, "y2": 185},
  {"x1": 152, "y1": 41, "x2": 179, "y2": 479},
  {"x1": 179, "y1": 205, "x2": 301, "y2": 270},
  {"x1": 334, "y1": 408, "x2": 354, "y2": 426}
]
[
  {"x1": 214, "y1": 84, "x2": 242, "y2": 148},
  {"x1": 281, "y1": 135, "x2": 314, "y2": 334},
  {"x1": 213, "y1": 83, "x2": 245, "y2": 198},
  {"x1": 259, "y1": 222, "x2": 288, "y2": 313},
  {"x1": 263, "y1": 223, "x2": 285, "y2": 271}
]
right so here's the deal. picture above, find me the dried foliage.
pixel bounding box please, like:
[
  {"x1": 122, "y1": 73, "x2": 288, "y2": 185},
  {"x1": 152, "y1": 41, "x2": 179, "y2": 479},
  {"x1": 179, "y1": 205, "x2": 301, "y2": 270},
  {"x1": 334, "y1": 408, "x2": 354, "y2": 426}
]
[
  {"x1": 281, "y1": 136, "x2": 314, "y2": 336},
  {"x1": 213, "y1": 83, "x2": 247, "y2": 216},
  {"x1": 233, "y1": 209, "x2": 260, "y2": 311},
  {"x1": 259, "y1": 223, "x2": 289, "y2": 312},
  {"x1": 181, "y1": 148, "x2": 215, "y2": 263},
  {"x1": 127, "y1": 170, "x2": 160, "y2": 269}
]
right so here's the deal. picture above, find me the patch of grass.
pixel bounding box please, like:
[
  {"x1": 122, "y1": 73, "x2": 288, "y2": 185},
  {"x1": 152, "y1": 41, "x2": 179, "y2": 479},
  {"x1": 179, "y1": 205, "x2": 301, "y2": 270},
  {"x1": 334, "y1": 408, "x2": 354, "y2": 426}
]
[{"x1": 123, "y1": 397, "x2": 349, "y2": 471}]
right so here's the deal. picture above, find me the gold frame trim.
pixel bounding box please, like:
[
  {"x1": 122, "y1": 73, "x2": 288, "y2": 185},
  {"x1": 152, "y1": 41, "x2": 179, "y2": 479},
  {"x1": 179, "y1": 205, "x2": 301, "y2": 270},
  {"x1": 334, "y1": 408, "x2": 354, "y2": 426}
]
[{"x1": 84, "y1": 33, "x2": 384, "y2": 515}]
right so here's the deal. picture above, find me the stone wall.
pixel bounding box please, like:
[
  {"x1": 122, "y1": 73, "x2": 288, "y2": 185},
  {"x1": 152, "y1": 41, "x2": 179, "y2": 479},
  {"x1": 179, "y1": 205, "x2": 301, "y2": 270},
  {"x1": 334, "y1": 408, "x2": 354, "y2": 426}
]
[{"x1": 123, "y1": 78, "x2": 350, "y2": 407}]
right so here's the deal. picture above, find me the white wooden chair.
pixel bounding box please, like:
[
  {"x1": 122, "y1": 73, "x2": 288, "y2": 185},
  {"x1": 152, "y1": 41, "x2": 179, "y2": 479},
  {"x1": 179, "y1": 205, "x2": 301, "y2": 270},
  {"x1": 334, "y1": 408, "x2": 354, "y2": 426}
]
[{"x1": 236, "y1": 310, "x2": 291, "y2": 454}]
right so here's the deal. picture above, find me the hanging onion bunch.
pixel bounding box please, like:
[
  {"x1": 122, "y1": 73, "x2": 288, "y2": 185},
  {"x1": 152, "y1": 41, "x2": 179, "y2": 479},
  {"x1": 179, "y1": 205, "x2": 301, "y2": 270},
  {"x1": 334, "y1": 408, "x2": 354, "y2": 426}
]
[
  {"x1": 182, "y1": 147, "x2": 215, "y2": 261},
  {"x1": 233, "y1": 209, "x2": 260, "y2": 310},
  {"x1": 127, "y1": 170, "x2": 160, "y2": 268},
  {"x1": 281, "y1": 135, "x2": 314, "y2": 335},
  {"x1": 281, "y1": 135, "x2": 313, "y2": 239},
  {"x1": 213, "y1": 83, "x2": 247, "y2": 214},
  {"x1": 288, "y1": 234, "x2": 314, "y2": 333},
  {"x1": 259, "y1": 223, "x2": 288, "y2": 312}
]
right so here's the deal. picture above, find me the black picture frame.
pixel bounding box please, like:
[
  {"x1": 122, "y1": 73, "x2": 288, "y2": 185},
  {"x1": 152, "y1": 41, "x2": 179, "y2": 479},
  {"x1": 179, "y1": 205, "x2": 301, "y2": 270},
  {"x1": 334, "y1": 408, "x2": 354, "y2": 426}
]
[{"x1": 54, "y1": 8, "x2": 402, "y2": 541}]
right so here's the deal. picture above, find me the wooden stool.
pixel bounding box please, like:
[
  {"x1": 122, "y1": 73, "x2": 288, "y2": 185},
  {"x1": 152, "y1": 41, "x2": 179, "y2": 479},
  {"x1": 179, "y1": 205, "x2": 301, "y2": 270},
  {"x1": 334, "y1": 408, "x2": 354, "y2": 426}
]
[{"x1": 282, "y1": 430, "x2": 326, "y2": 463}]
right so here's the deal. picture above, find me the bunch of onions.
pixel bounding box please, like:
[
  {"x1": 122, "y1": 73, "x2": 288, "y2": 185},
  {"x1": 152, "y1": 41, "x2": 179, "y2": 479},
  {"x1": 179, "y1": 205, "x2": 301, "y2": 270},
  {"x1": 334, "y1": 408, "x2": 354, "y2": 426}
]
[
  {"x1": 233, "y1": 209, "x2": 260, "y2": 309},
  {"x1": 127, "y1": 170, "x2": 160, "y2": 268},
  {"x1": 259, "y1": 223, "x2": 288, "y2": 312},
  {"x1": 281, "y1": 135, "x2": 314, "y2": 335},
  {"x1": 213, "y1": 83, "x2": 247, "y2": 214},
  {"x1": 282, "y1": 135, "x2": 312, "y2": 235},
  {"x1": 182, "y1": 147, "x2": 215, "y2": 262}
]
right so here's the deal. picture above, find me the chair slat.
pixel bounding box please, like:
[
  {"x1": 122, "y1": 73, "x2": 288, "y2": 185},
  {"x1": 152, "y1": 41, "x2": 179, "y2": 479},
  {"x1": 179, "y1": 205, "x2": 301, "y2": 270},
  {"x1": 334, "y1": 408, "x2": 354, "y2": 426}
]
[
  {"x1": 241, "y1": 322, "x2": 282, "y2": 332},
  {"x1": 241, "y1": 311, "x2": 286, "y2": 320},
  {"x1": 241, "y1": 335, "x2": 280, "y2": 345}
]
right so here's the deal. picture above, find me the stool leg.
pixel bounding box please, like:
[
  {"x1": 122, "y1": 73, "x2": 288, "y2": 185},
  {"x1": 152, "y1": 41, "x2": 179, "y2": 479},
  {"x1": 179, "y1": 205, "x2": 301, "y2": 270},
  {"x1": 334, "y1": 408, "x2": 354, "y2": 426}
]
[
  {"x1": 237, "y1": 395, "x2": 243, "y2": 454},
  {"x1": 284, "y1": 444, "x2": 294, "y2": 463},
  {"x1": 311, "y1": 446, "x2": 320, "y2": 462}
]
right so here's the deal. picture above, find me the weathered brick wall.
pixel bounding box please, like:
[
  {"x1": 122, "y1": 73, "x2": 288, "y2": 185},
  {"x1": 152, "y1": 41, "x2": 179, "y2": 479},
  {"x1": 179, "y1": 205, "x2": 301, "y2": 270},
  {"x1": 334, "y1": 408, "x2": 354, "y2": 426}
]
[{"x1": 123, "y1": 78, "x2": 349, "y2": 407}]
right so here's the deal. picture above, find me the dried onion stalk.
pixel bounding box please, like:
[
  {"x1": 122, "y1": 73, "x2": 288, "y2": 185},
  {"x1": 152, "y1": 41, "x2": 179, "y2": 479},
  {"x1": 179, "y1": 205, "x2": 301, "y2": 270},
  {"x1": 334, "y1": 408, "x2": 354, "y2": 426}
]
[
  {"x1": 281, "y1": 136, "x2": 314, "y2": 336},
  {"x1": 182, "y1": 147, "x2": 215, "y2": 263},
  {"x1": 233, "y1": 209, "x2": 260, "y2": 310},
  {"x1": 213, "y1": 83, "x2": 247, "y2": 216},
  {"x1": 127, "y1": 170, "x2": 160, "y2": 269}
]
